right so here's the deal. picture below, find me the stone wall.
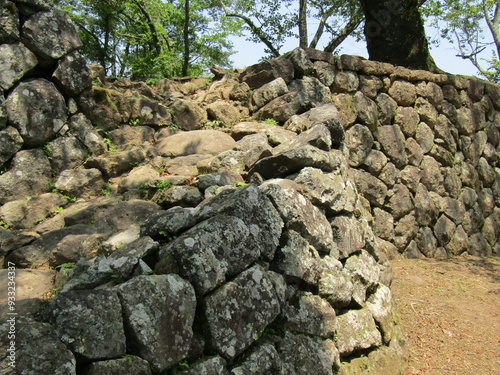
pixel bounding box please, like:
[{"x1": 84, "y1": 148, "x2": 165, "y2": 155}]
[{"x1": 259, "y1": 48, "x2": 500, "y2": 259}]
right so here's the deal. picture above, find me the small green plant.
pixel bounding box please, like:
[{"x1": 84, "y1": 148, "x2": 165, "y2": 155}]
[
  {"x1": 0, "y1": 220, "x2": 11, "y2": 229},
  {"x1": 264, "y1": 118, "x2": 278, "y2": 125},
  {"x1": 101, "y1": 184, "x2": 113, "y2": 195},
  {"x1": 56, "y1": 262, "x2": 76, "y2": 270},
  {"x1": 116, "y1": 244, "x2": 125, "y2": 249},
  {"x1": 202, "y1": 120, "x2": 228, "y2": 128},
  {"x1": 166, "y1": 122, "x2": 179, "y2": 130},
  {"x1": 55, "y1": 207, "x2": 64, "y2": 214},
  {"x1": 156, "y1": 180, "x2": 172, "y2": 189},
  {"x1": 35, "y1": 217, "x2": 47, "y2": 224},
  {"x1": 236, "y1": 181, "x2": 249, "y2": 187},
  {"x1": 42, "y1": 143, "x2": 53, "y2": 159},
  {"x1": 129, "y1": 118, "x2": 141, "y2": 126},
  {"x1": 108, "y1": 269, "x2": 123, "y2": 283},
  {"x1": 92, "y1": 79, "x2": 103, "y2": 88},
  {"x1": 158, "y1": 231, "x2": 177, "y2": 242},
  {"x1": 58, "y1": 192, "x2": 77, "y2": 203},
  {"x1": 104, "y1": 138, "x2": 116, "y2": 152},
  {"x1": 171, "y1": 361, "x2": 190, "y2": 374}
]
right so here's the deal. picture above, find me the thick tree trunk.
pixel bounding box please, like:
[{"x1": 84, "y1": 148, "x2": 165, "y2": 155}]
[
  {"x1": 299, "y1": 0, "x2": 308, "y2": 48},
  {"x1": 359, "y1": 0, "x2": 439, "y2": 72}
]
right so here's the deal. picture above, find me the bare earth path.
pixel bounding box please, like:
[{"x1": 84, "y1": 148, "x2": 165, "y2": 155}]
[{"x1": 392, "y1": 256, "x2": 500, "y2": 375}]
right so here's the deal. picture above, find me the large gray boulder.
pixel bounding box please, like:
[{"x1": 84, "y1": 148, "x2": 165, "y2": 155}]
[
  {"x1": 117, "y1": 274, "x2": 196, "y2": 373},
  {"x1": 0, "y1": 44, "x2": 38, "y2": 91},
  {"x1": 52, "y1": 50, "x2": 91, "y2": 97},
  {"x1": 277, "y1": 331, "x2": 339, "y2": 375},
  {"x1": 261, "y1": 179, "x2": 336, "y2": 256},
  {"x1": 0, "y1": 1, "x2": 20, "y2": 44},
  {"x1": 203, "y1": 265, "x2": 285, "y2": 360},
  {"x1": 252, "y1": 77, "x2": 289, "y2": 109},
  {"x1": 68, "y1": 113, "x2": 107, "y2": 156},
  {"x1": 21, "y1": 9, "x2": 82, "y2": 64},
  {"x1": 250, "y1": 145, "x2": 343, "y2": 179},
  {"x1": 49, "y1": 289, "x2": 126, "y2": 363},
  {"x1": 82, "y1": 357, "x2": 152, "y2": 375},
  {"x1": 240, "y1": 58, "x2": 294, "y2": 89},
  {"x1": 156, "y1": 130, "x2": 236, "y2": 157},
  {"x1": 160, "y1": 186, "x2": 283, "y2": 295},
  {"x1": 0, "y1": 149, "x2": 52, "y2": 204},
  {"x1": 6, "y1": 79, "x2": 67, "y2": 147},
  {"x1": 0, "y1": 126, "x2": 23, "y2": 168},
  {"x1": 335, "y1": 308, "x2": 382, "y2": 356},
  {"x1": 294, "y1": 167, "x2": 357, "y2": 215},
  {"x1": 0, "y1": 318, "x2": 76, "y2": 374}
]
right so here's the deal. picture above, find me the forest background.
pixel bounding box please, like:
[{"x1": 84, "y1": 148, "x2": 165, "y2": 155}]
[{"x1": 55, "y1": 0, "x2": 500, "y2": 83}]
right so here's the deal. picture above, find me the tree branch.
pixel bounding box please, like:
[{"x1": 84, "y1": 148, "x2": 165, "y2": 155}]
[
  {"x1": 220, "y1": 1, "x2": 280, "y2": 57},
  {"x1": 324, "y1": 14, "x2": 363, "y2": 53},
  {"x1": 309, "y1": 5, "x2": 336, "y2": 49}
]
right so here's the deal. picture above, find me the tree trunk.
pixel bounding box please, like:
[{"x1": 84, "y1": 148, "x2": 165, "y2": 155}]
[
  {"x1": 183, "y1": 0, "x2": 190, "y2": 76},
  {"x1": 299, "y1": 0, "x2": 308, "y2": 48},
  {"x1": 359, "y1": 0, "x2": 439, "y2": 71}
]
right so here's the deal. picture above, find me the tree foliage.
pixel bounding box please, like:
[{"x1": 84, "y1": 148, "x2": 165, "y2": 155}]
[
  {"x1": 56, "y1": 0, "x2": 239, "y2": 80},
  {"x1": 219, "y1": 0, "x2": 364, "y2": 58},
  {"x1": 423, "y1": 0, "x2": 500, "y2": 82}
]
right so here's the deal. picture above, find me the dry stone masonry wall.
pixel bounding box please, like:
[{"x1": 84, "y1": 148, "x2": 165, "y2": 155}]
[{"x1": 0, "y1": 1, "x2": 499, "y2": 374}]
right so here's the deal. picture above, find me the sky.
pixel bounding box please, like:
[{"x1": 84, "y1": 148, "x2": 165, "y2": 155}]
[{"x1": 228, "y1": 26, "x2": 487, "y2": 79}]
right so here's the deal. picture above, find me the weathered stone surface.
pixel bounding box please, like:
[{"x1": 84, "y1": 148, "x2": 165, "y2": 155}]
[
  {"x1": 0, "y1": 126, "x2": 23, "y2": 167},
  {"x1": 376, "y1": 125, "x2": 407, "y2": 168},
  {"x1": 405, "y1": 137, "x2": 424, "y2": 166},
  {"x1": 415, "y1": 97, "x2": 438, "y2": 127},
  {"x1": 373, "y1": 208, "x2": 394, "y2": 241},
  {"x1": 0, "y1": 319, "x2": 76, "y2": 375},
  {"x1": 346, "y1": 123, "x2": 373, "y2": 167},
  {"x1": 318, "y1": 256, "x2": 353, "y2": 307},
  {"x1": 108, "y1": 125, "x2": 155, "y2": 149},
  {"x1": 161, "y1": 186, "x2": 283, "y2": 294},
  {"x1": 117, "y1": 275, "x2": 196, "y2": 373},
  {"x1": 282, "y1": 292, "x2": 336, "y2": 337},
  {"x1": 389, "y1": 80, "x2": 416, "y2": 106},
  {"x1": 261, "y1": 179, "x2": 335, "y2": 255},
  {"x1": 353, "y1": 92, "x2": 378, "y2": 129},
  {"x1": 0, "y1": 44, "x2": 38, "y2": 91},
  {"x1": 83, "y1": 357, "x2": 152, "y2": 375},
  {"x1": 250, "y1": 145, "x2": 343, "y2": 180},
  {"x1": 0, "y1": 1, "x2": 20, "y2": 43},
  {"x1": 22, "y1": 9, "x2": 82, "y2": 63},
  {"x1": 0, "y1": 149, "x2": 52, "y2": 204},
  {"x1": 240, "y1": 58, "x2": 294, "y2": 89},
  {"x1": 312, "y1": 60, "x2": 335, "y2": 86},
  {"x1": 0, "y1": 192, "x2": 66, "y2": 230},
  {"x1": 230, "y1": 344, "x2": 281, "y2": 375},
  {"x1": 272, "y1": 229, "x2": 321, "y2": 284},
  {"x1": 54, "y1": 168, "x2": 104, "y2": 198},
  {"x1": 360, "y1": 75, "x2": 383, "y2": 99},
  {"x1": 156, "y1": 130, "x2": 235, "y2": 157},
  {"x1": 332, "y1": 70, "x2": 359, "y2": 92},
  {"x1": 336, "y1": 308, "x2": 382, "y2": 356},
  {"x1": 434, "y1": 214, "x2": 456, "y2": 246},
  {"x1": 49, "y1": 289, "x2": 126, "y2": 362},
  {"x1": 420, "y1": 156, "x2": 444, "y2": 193},
  {"x1": 252, "y1": 77, "x2": 289, "y2": 109},
  {"x1": 203, "y1": 265, "x2": 285, "y2": 360},
  {"x1": 331, "y1": 215, "x2": 366, "y2": 259},
  {"x1": 140, "y1": 206, "x2": 198, "y2": 238},
  {"x1": 277, "y1": 331, "x2": 339, "y2": 375},
  {"x1": 350, "y1": 168, "x2": 388, "y2": 207},
  {"x1": 415, "y1": 227, "x2": 438, "y2": 257},
  {"x1": 152, "y1": 185, "x2": 203, "y2": 208},
  {"x1": 171, "y1": 99, "x2": 208, "y2": 130},
  {"x1": 367, "y1": 284, "x2": 395, "y2": 343},
  {"x1": 52, "y1": 50, "x2": 91, "y2": 96},
  {"x1": 206, "y1": 100, "x2": 241, "y2": 126},
  {"x1": 378, "y1": 162, "x2": 399, "y2": 188},
  {"x1": 395, "y1": 106, "x2": 420, "y2": 137},
  {"x1": 85, "y1": 145, "x2": 157, "y2": 178},
  {"x1": 6, "y1": 79, "x2": 67, "y2": 147},
  {"x1": 394, "y1": 213, "x2": 418, "y2": 250},
  {"x1": 182, "y1": 356, "x2": 229, "y2": 375},
  {"x1": 295, "y1": 167, "x2": 356, "y2": 214},
  {"x1": 274, "y1": 124, "x2": 332, "y2": 154},
  {"x1": 331, "y1": 93, "x2": 358, "y2": 127},
  {"x1": 363, "y1": 150, "x2": 388, "y2": 175},
  {"x1": 68, "y1": 113, "x2": 107, "y2": 156},
  {"x1": 376, "y1": 93, "x2": 398, "y2": 124},
  {"x1": 414, "y1": 184, "x2": 439, "y2": 226},
  {"x1": 386, "y1": 184, "x2": 413, "y2": 220},
  {"x1": 232, "y1": 121, "x2": 296, "y2": 145},
  {"x1": 344, "y1": 250, "x2": 381, "y2": 305},
  {"x1": 48, "y1": 136, "x2": 88, "y2": 174}
]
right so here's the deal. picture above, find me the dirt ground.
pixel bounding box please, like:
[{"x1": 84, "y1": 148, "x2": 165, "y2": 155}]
[{"x1": 392, "y1": 256, "x2": 500, "y2": 375}]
